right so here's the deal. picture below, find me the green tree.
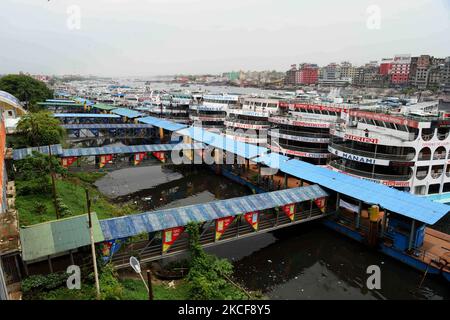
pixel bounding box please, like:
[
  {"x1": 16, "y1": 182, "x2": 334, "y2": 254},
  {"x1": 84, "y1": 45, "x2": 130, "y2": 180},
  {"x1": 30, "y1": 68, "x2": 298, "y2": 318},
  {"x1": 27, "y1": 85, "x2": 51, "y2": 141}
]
[
  {"x1": 16, "y1": 111, "x2": 65, "y2": 147},
  {"x1": 15, "y1": 152, "x2": 67, "y2": 195},
  {"x1": 0, "y1": 74, "x2": 53, "y2": 110}
]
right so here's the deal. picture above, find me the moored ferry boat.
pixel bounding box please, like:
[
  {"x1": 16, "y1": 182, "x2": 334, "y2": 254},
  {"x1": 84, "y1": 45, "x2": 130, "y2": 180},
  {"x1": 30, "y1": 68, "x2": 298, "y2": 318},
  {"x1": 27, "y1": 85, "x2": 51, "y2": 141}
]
[
  {"x1": 148, "y1": 92, "x2": 192, "y2": 124},
  {"x1": 268, "y1": 99, "x2": 358, "y2": 165},
  {"x1": 225, "y1": 97, "x2": 279, "y2": 145},
  {"x1": 189, "y1": 94, "x2": 239, "y2": 132},
  {"x1": 326, "y1": 100, "x2": 450, "y2": 200}
]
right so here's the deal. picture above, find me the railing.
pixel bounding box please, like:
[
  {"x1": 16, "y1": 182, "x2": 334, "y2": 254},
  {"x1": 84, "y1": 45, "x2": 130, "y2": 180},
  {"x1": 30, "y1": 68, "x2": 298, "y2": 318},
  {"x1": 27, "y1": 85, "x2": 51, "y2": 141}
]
[
  {"x1": 111, "y1": 208, "x2": 330, "y2": 269},
  {"x1": 271, "y1": 127, "x2": 330, "y2": 139},
  {"x1": 273, "y1": 142, "x2": 329, "y2": 154},
  {"x1": 329, "y1": 142, "x2": 415, "y2": 161},
  {"x1": 225, "y1": 119, "x2": 270, "y2": 127},
  {"x1": 329, "y1": 161, "x2": 412, "y2": 181}
]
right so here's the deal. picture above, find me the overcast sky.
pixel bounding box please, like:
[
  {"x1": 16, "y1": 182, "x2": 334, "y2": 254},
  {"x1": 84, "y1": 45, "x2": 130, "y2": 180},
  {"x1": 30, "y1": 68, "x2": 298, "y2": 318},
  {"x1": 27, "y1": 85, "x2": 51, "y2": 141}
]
[{"x1": 0, "y1": 0, "x2": 449, "y2": 77}]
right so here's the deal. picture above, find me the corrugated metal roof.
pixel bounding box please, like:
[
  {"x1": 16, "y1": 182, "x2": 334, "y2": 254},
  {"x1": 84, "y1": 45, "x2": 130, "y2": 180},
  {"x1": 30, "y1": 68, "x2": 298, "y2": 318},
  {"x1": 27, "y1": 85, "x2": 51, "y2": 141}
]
[
  {"x1": 279, "y1": 159, "x2": 449, "y2": 225},
  {"x1": 100, "y1": 185, "x2": 328, "y2": 240},
  {"x1": 111, "y1": 108, "x2": 144, "y2": 118},
  {"x1": 20, "y1": 213, "x2": 104, "y2": 262},
  {"x1": 144, "y1": 118, "x2": 450, "y2": 225},
  {"x1": 178, "y1": 127, "x2": 267, "y2": 159},
  {"x1": 53, "y1": 113, "x2": 120, "y2": 118},
  {"x1": 138, "y1": 116, "x2": 188, "y2": 132},
  {"x1": 61, "y1": 143, "x2": 204, "y2": 157},
  {"x1": 62, "y1": 123, "x2": 154, "y2": 129},
  {"x1": 13, "y1": 144, "x2": 63, "y2": 160},
  {"x1": 37, "y1": 102, "x2": 81, "y2": 107},
  {"x1": 92, "y1": 103, "x2": 117, "y2": 111},
  {"x1": 74, "y1": 98, "x2": 95, "y2": 106},
  {"x1": 45, "y1": 99, "x2": 75, "y2": 103}
]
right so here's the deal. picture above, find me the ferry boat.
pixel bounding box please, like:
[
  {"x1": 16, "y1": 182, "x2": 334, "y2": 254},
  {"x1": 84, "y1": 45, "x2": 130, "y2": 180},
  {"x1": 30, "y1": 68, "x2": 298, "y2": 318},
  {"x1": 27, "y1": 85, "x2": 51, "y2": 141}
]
[
  {"x1": 268, "y1": 99, "x2": 359, "y2": 165},
  {"x1": 148, "y1": 92, "x2": 192, "y2": 124},
  {"x1": 327, "y1": 100, "x2": 450, "y2": 200},
  {"x1": 189, "y1": 94, "x2": 240, "y2": 132},
  {"x1": 225, "y1": 97, "x2": 279, "y2": 145}
]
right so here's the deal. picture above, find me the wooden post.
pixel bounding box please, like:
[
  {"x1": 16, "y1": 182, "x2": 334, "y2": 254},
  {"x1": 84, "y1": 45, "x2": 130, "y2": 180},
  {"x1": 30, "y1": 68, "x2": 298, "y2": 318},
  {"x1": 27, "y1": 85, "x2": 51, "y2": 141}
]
[
  {"x1": 146, "y1": 270, "x2": 154, "y2": 300},
  {"x1": 408, "y1": 219, "x2": 416, "y2": 251},
  {"x1": 48, "y1": 146, "x2": 60, "y2": 220},
  {"x1": 86, "y1": 189, "x2": 101, "y2": 299},
  {"x1": 283, "y1": 173, "x2": 288, "y2": 188},
  {"x1": 356, "y1": 201, "x2": 362, "y2": 229}
]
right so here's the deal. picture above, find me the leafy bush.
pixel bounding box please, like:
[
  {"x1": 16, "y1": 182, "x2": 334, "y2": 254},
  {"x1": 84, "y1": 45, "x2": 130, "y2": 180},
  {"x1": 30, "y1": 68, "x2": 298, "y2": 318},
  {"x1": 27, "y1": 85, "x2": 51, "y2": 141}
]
[
  {"x1": 22, "y1": 272, "x2": 68, "y2": 299},
  {"x1": 33, "y1": 202, "x2": 47, "y2": 215},
  {"x1": 185, "y1": 223, "x2": 247, "y2": 300},
  {"x1": 98, "y1": 264, "x2": 123, "y2": 300},
  {"x1": 56, "y1": 197, "x2": 72, "y2": 218}
]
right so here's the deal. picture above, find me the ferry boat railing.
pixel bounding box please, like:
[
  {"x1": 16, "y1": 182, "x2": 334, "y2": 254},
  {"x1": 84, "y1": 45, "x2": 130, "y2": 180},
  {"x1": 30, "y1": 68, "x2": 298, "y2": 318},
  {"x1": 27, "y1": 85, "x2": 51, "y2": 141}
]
[
  {"x1": 270, "y1": 128, "x2": 330, "y2": 139},
  {"x1": 273, "y1": 143, "x2": 329, "y2": 154},
  {"x1": 329, "y1": 142, "x2": 416, "y2": 161},
  {"x1": 226, "y1": 118, "x2": 269, "y2": 125},
  {"x1": 329, "y1": 161, "x2": 413, "y2": 182}
]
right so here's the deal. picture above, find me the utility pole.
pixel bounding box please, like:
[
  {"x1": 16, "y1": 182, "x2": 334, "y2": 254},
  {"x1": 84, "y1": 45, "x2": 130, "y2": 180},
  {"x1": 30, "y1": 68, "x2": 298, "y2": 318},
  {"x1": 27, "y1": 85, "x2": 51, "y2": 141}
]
[
  {"x1": 86, "y1": 189, "x2": 101, "y2": 299},
  {"x1": 146, "y1": 270, "x2": 154, "y2": 300},
  {"x1": 48, "y1": 145, "x2": 60, "y2": 219}
]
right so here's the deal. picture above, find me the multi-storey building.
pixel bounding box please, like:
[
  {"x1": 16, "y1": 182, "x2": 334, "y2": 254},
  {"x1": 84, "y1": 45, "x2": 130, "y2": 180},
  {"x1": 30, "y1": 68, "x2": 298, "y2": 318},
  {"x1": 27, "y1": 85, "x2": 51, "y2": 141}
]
[
  {"x1": 189, "y1": 94, "x2": 240, "y2": 131},
  {"x1": 327, "y1": 101, "x2": 450, "y2": 197},
  {"x1": 225, "y1": 97, "x2": 279, "y2": 145},
  {"x1": 285, "y1": 64, "x2": 297, "y2": 85},
  {"x1": 391, "y1": 54, "x2": 411, "y2": 85},
  {"x1": 339, "y1": 61, "x2": 357, "y2": 83},
  {"x1": 297, "y1": 63, "x2": 319, "y2": 85}
]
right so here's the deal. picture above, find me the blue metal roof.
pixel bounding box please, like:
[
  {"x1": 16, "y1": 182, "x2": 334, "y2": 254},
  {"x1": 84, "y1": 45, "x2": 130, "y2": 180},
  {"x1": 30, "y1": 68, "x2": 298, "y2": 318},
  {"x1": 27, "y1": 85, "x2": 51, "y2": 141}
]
[
  {"x1": 45, "y1": 99, "x2": 75, "y2": 103},
  {"x1": 100, "y1": 184, "x2": 328, "y2": 240},
  {"x1": 74, "y1": 98, "x2": 95, "y2": 106},
  {"x1": 138, "y1": 116, "x2": 188, "y2": 132},
  {"x1": 140, "y1": 117, "x2": 449, "y2": 225},
  {"x1": 61, "y1": 143, "x2": 204, "y2": 157},
  {"x1": 178, "y1": 127, "x2": 267, "y2": 160},
  {"x1": 278, "y1": 159, "x2": 449, "y2": 225},
  {"x1": 111, "y1": 108, "x2": 144, "y2": 119},
  {"x1": 53, "y1": 113, "x2": 120, "y2": 118},
  {"x1": 62, "y1": 124, "x2": 154, "y2": 130},
  {"x1": 13, "y1": 144, "x2": 63, "y2": 161}
]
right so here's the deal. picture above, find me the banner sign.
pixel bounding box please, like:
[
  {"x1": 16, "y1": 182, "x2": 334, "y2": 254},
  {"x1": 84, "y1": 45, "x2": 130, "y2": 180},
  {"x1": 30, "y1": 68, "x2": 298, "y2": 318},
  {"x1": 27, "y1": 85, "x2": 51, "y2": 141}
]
[
  {"x1": 348, "y1": 110, "x2": 419, "y2": 129},
  {"x1": 244, "y1": 211, "x2": 259, "y2": 230},
  {"x1": 279, "y1": 102, "x2": 343, "y2": 113},
  {"x1": 162, "y1": 227, "x2": 185, "y2": 253},
  {"x1": 61, "y1": 156, "x2": 77, "y2": 168},
  {"x1": 152, "y1": 151, "x2": 166, "y2": 163},
  {"x1": 314, "y1": 197, "x2": 327, "y2": 213},
  {"x1": 282, "y1": 204, "x2": 295, "y2": 221},
  {"x1": 215, "y1": 216, "x2": 235, "y2": 240},
  {"x1": 134, "y1": 152, "x2": 146, "y2": 166},
  {"x1": 100, "y1": 239, "x2": 125, "y2": 262},
  {"x1": 99, "y1": 154, "x2": 113, "y2": 168}
]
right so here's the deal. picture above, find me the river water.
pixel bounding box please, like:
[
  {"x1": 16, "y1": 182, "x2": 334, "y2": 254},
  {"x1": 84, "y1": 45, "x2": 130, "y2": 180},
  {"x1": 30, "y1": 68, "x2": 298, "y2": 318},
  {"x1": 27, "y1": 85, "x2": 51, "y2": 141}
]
[{"x1": 95, "y1": 164, "x2": 450, "y2": 300}]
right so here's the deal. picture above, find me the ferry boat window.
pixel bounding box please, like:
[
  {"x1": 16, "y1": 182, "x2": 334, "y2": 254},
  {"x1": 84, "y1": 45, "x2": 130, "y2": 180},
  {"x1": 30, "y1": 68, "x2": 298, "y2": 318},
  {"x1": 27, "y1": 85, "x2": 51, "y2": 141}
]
[
  {"x1": 433, "y1": 147, "x2": 447, "y2": 160},
  {"x1": 437, "y1": 127, "x2": 450, "y2": 140},
  {"x1": 416, "y1": 166, "x2": 429, "y2": 180},
  {"x1": 431, "y1": 165, "x2": 444, "y2": 178},
  {"x1": 428, "y1": 184, "x2": 441, "y2": 194},
  {"x1": 414, "y1": 185, "x2": 427, "y2": 195},
  {"x1": 418, "y1": 148, "x2": 431, "y2": 161},
  {"x1": 443, "y1": 183, "x2": 450, "y2": 193},
  {"x1": 421, "y1": 128, "x2": 435, "y2": 141}
]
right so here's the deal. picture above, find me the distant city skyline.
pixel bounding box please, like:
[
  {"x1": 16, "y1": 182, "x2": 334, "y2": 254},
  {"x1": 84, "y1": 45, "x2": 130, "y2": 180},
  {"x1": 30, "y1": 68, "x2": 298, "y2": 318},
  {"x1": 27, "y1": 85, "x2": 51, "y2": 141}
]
[{"x1": 1, "y1": 0, "x2": 449, "y2": 77}]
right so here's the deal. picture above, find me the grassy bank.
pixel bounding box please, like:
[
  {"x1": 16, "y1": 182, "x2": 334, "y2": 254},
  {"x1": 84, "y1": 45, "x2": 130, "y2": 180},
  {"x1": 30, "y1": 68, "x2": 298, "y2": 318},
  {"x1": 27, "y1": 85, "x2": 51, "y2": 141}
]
[
  {"x1": 16, "y1": 172, "x2": 138, "y2": 226},
  {"x1": 26, "y1": 277, "x2": 191, "y2": 300}
]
